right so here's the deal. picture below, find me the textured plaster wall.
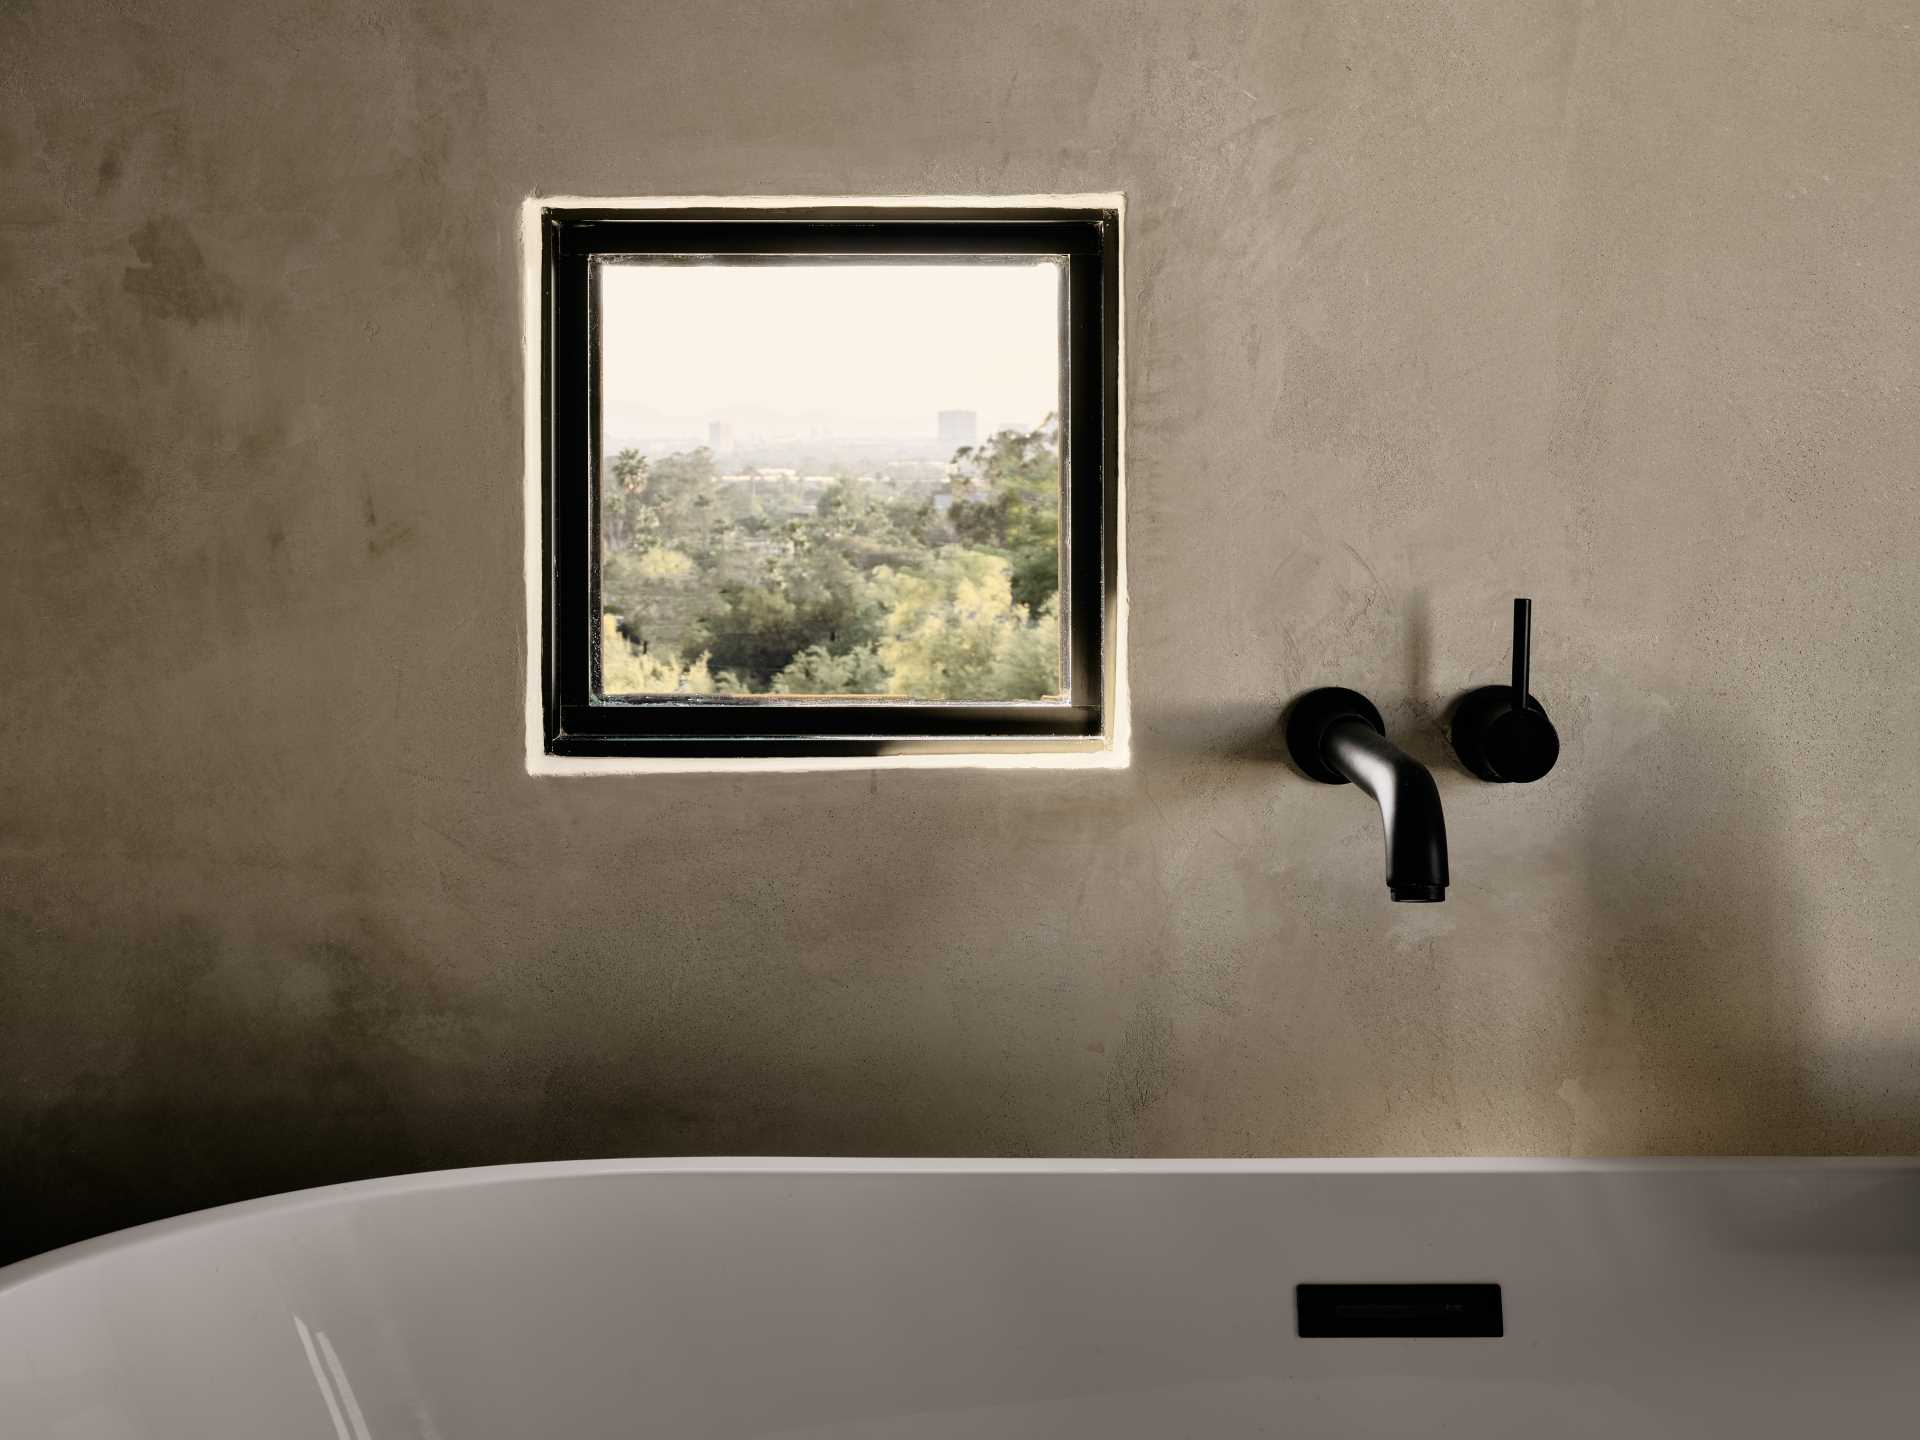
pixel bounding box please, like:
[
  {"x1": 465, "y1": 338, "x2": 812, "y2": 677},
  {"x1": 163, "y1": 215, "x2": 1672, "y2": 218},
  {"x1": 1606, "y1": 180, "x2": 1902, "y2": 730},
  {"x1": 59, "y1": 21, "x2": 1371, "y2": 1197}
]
[{"x1": 3, "y1": 0, "x2": 1918, "y2": 1263}]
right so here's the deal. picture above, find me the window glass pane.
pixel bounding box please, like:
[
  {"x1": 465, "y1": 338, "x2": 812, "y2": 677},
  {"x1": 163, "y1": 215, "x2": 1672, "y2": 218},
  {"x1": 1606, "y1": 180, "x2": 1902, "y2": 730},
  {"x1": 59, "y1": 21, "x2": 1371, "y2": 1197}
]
[{"x1": 596, "y1": 259, "x2": 1065, "y2": 701}]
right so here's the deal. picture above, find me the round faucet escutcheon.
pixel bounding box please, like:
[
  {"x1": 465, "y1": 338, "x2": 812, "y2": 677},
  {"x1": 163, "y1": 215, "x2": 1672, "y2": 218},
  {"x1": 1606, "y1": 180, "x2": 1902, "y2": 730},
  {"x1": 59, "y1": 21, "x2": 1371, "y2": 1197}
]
[
  {"x1": 1450, "y1": 597, "x2": 1561, "y2": 784},
  {"x1": 1282, "y1": 687, "x2": 1386, "y2": 784}
]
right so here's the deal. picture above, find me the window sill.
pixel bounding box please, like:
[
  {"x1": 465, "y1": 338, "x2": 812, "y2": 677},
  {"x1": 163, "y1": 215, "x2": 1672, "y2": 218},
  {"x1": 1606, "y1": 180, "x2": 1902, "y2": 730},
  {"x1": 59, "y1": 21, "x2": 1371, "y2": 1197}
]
[{"x1": 523, "y1": 739, "x2": 1130, "y2": 777}]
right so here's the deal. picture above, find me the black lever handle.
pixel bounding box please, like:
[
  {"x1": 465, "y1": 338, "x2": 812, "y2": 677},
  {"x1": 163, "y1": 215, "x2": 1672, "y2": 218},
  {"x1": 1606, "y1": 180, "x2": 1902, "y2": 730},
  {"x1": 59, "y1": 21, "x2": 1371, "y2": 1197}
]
[
  {"x1": 1451, "y1": 597, "x2": 1560, "y2": 783},
  {"x1": 1511, "y1": 597, "x2": 1531, "y2": 712}
]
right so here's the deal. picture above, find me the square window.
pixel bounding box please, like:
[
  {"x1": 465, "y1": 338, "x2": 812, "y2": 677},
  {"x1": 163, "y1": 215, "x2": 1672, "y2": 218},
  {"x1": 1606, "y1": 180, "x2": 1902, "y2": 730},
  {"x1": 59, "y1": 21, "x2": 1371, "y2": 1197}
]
[{"x1": 530, "y1": 200, "x2": 1122, "y2": 765}]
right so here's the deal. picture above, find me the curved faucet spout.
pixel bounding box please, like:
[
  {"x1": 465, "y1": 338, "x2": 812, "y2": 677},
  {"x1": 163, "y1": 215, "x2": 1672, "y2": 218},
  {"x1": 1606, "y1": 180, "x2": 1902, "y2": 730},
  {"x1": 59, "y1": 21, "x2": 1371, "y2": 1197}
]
[{"x1": 1321, "y1": 717, "x2": 1449, "y2": 901}]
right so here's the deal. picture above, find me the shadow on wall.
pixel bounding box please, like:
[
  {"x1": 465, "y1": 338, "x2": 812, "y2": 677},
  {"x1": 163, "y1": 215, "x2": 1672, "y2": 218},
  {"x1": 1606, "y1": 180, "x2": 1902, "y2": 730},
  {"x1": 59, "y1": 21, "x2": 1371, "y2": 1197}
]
[
  {"x1": 1564, "y1": 711, "x2": 1843, "y2": 1154},
  {"x1": 0, "y1": 923, "x2": 447, "y2": 1268},
  {"x1": 0, "y1": 856, "x2": 1078, "y2": 1268},
  {"x1": 1149, "y1": 680, "x2": 1919, "y2": 1156},
  {"x1": 6, "y1": 707, "x2": 1915, "y2": 1268}
]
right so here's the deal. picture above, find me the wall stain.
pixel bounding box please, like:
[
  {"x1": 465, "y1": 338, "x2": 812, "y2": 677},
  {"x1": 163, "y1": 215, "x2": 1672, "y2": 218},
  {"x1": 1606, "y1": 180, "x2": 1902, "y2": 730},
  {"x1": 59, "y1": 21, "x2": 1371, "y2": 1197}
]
[
  {"x1": 363, "y1": 492, "x2": 415, "y2": 557},
  {"x1": 39, "y1": 441, "x2": 148, "y2": 540},
  {"x1": 121, "y1": 217, "x2": 238, "y2": 323},
  {"x1": 1105, "y1": 983, "x2": 1174, "y2": 1149},
  {"x1": 368, "y1": 523, "x2": 416, "y2": 557}
]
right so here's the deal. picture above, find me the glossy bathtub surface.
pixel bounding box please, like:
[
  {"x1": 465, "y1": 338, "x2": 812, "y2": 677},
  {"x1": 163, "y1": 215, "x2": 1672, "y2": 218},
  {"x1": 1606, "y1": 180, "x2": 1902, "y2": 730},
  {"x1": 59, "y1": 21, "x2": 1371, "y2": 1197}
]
[{"x1": 3, "y1": 1159, "x2": 1918, "y2": 1437}]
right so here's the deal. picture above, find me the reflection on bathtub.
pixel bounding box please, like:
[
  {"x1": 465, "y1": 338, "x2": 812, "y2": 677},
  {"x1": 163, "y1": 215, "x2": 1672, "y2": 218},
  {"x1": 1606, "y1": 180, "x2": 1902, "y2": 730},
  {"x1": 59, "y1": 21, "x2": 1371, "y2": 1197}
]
[{"x1": 293, "y1": 1315, "x2": 371, "y2": 1440}]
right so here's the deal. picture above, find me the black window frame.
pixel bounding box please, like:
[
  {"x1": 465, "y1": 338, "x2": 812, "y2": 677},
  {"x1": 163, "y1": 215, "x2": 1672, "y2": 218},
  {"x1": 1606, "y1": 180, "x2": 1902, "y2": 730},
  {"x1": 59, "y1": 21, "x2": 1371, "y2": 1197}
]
[{"x1": 538, "y1": 203, "x2": 1120, "y2": 760}]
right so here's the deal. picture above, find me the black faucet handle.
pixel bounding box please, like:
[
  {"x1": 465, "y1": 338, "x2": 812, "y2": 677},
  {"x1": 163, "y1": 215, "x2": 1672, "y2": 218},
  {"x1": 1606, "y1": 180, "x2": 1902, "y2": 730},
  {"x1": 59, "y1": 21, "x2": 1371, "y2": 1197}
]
[
  {"x1": 1510, "y1": 597, "x2": 1533, "y2": 709},
  {"x1": 1452, "y1": 597, "x2": 1560, "y2": 783}
]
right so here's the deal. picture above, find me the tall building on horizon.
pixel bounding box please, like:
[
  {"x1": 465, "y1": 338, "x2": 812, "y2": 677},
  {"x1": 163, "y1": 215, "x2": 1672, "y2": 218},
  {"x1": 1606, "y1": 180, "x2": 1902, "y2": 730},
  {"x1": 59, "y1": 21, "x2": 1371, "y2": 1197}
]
[
  {"x1": 937, "y1": 409, "x2": 978, "y2": 451},
  {"x1": 707, "y1": 420, "x2": 735, "y2": 451}
]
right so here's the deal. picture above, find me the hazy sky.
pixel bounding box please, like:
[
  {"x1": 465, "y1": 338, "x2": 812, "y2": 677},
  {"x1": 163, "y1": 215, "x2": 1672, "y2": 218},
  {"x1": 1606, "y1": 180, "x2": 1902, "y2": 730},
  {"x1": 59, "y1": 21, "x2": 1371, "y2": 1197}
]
[{"x1": 598, "y1": 260, "x2": 1061, "y2": 438}]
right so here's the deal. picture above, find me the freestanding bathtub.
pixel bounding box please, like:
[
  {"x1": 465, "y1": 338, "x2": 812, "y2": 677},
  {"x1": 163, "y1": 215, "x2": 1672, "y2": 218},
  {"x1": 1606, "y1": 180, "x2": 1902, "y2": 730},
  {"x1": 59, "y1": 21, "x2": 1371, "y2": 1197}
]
[{"x1": 2, "y1": 1158, "x2": 1917, "y2": 1437}]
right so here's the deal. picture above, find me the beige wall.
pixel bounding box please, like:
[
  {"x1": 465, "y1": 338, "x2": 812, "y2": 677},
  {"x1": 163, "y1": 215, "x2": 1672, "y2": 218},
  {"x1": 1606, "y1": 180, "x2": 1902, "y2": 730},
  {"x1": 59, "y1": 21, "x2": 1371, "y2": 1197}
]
[{"x1": 4, "y1": 0, "x2": 1917, "y2": 1261}]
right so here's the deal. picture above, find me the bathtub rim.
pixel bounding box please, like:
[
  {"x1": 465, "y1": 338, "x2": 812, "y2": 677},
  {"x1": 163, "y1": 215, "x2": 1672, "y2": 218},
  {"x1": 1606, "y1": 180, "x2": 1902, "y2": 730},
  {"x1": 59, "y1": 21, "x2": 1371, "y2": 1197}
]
[{"x1": 6, "y1": 1154, "x2": 1918, "y2": 1297}]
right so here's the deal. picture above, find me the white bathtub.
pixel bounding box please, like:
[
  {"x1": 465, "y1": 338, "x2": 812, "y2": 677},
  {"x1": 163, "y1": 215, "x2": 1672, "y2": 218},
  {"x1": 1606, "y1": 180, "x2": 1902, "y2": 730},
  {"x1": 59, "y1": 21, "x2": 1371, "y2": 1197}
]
[{"x1": 2, "y1": 1158, "x2": 1917, "y2": 1437}]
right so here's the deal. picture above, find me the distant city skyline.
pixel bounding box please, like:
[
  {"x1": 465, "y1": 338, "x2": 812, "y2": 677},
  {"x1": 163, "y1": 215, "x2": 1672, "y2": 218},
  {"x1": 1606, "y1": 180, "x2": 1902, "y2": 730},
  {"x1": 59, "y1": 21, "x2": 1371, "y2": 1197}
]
[
  {"x1": 608, "y1": 410, "x2": 1029, "y2": 452},
  {"x1": 598, "y1": 261, "x2": 1060, "y2": 441}
]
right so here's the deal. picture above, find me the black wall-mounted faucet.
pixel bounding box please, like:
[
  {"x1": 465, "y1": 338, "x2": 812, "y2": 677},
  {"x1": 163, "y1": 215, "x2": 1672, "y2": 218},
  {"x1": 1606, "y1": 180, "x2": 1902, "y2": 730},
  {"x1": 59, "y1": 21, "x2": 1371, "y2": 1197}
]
[{"x1": 1285, "y1": 688, "x2": 1449, "y2": 903}]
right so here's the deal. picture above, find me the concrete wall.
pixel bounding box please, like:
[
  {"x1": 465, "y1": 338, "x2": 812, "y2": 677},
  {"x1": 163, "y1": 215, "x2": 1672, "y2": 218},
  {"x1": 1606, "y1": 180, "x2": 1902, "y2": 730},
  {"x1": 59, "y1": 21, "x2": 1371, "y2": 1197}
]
[{"x1": 4, "y1": 0, "x2": 1917, "y2": 1263}]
